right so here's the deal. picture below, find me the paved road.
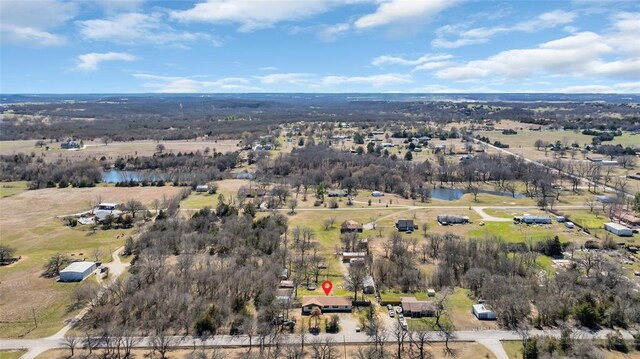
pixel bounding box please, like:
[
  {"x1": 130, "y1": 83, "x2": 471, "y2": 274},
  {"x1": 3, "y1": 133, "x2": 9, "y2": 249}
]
[{"x1": 1, "y1": 328, "x2": 635, "y2": 352}]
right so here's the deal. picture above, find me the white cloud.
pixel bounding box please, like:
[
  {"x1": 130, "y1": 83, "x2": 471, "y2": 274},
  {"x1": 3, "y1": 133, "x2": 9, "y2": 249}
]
[
  {"x1": 170, "y1": 0, "x2": 341, "y2": 32},
  {"x1": 0, "y1": 0, "x2": 77, "y2": 46},
  {"x1": 435, "y1": 30, "x2": 640, "y2": 82},
  {"x1": 77, "y1": 52, "x2": 138, "y2": 71},
  {"x1": 318, "y1": 23, "x2": 350, "y2": 42},
  {"x1": 433, "y1": 10, "x2": 577, "y2": 48},
  {"x1": 354, "y1": 0, "x2": 456, "y2": 29},
  {"x1": 372, "y1": 53, "x2": 452, "y2": 67},
  {"x1": 255, "y1": 73, "x2": 314, "y2": 84},
  {"x1": 133, "y1": 73, "x2": 261, "y2": 93},
  {"x1": 1, "y1": 25, "x2": 67, "y2": 46},
  {"x1": 320, "y1": 73, "x2": 411, "y2": 87},
  {"x1": 77, "y1": 12, "x2": 211, "y2": 46},
  {"x1": 557, "y1": 82, "x2": 640, "y2": 93}
]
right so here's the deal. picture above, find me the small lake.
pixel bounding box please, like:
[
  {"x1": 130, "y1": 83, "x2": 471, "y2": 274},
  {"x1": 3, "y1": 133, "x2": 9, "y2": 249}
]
[
  {"x1": 431, "y1": 187, "x2": 526, "y2": 201},
  {"x1": 102, "y1": 170, "x2": 155, "y2": 183}
]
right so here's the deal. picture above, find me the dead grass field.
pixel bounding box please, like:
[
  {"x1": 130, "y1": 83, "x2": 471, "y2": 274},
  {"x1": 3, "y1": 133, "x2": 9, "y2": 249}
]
[
  {"x1": 0, "y1": 186, "x2": 183, "y2": 338},
  {"x1": 0, "y1": 139, "x2": 240, "y2": 162},
  {"x1": 35, "y1": 341, "x2": 496, "y2": 359}
]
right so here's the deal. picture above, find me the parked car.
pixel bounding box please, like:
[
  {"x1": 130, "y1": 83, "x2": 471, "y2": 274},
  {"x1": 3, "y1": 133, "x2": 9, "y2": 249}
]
[
  {"x1": 307, "y1": 285, "x2": 316, "y2": 290},
  {"x1": 387, "y1": 304, "x2": 393, "y2": 310},
  {"x1": 395, "y1": 306, "x2": 403, "y2": 314},
  {"x1": 388, "y1": 310, "x2": 395, "y2": 317}
]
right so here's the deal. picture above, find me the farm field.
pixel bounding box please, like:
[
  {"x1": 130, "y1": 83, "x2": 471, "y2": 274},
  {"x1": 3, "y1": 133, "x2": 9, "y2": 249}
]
[
  {"x1": 0, "y1": 139, "x2": 240, "y2": 162},
  {"x1": 0, "y1": 186, "x2": 183, "y2": 338}
]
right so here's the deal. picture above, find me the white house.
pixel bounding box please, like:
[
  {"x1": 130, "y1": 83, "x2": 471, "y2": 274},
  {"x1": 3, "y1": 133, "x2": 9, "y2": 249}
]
[
  {"x1": 59, "y1": 261, "x2": 96, "y2": 282},
  {"x1": 472, "y1": 304, "x2": 496, "y2": 320}
]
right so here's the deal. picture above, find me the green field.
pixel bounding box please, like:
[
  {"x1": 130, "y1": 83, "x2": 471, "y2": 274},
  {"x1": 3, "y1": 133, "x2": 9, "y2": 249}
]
[{"x1": 0, "y1": 181, "x2": 28, "y2": 198}]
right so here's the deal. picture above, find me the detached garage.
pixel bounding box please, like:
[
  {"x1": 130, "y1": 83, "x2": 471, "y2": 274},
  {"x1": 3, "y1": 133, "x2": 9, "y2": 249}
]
[
  {"x1": 60, "y1": 261, "x2": 96, "y2": 282},
  {"x1": 604, "y1": 222, "x2": 633, "y2": 237}
]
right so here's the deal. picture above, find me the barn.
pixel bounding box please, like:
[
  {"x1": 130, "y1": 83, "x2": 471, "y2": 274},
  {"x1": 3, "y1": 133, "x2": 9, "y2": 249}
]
[
  {"x1": 604, "y1": 222, "x2": 633, "y2": 237},
  {"x1": 59, "y1": 261, "x2": 96, "y2": 282}
]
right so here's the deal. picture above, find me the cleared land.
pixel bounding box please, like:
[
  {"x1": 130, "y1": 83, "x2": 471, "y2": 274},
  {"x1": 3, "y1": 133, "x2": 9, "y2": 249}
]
[
  {"x1": 0, "y1": 186, "x2": 183, "y2": 338},
  {"x1": 0, "y1": 139, "x2": 240, "y2": 162}
]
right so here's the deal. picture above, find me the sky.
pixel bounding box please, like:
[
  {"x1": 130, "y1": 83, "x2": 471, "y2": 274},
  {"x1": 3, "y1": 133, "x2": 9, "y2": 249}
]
[{"x1": 1, "y1": 0, "x2": 639, "y2": 94}]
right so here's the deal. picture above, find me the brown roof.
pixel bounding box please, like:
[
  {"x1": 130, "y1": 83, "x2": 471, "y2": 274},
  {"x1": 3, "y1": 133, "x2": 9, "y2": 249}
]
[
  {"x1": 400, "y1": 297, "x2": 435, "y2": 313},
  {"x1": 342, "y1": 220, "x2": 362, "y2": 229},
  {"x1": 302, "y1": 296, "x2": 352, "y2": 307}
]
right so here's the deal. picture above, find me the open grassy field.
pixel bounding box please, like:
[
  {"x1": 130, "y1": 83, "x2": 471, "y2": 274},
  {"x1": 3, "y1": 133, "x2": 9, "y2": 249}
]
[
  {"x1": 0, "y1": 350, "x2": 27, "y2": 359},
  {"x1": 0, "y1": 139, "x2": 240, "y2": 163},
  {"x1": 0, "y1": 181, "x2": 28, "y2": 198},
  {"x1": 0, "y1": 186, "x2": 183, "y2": 338}
]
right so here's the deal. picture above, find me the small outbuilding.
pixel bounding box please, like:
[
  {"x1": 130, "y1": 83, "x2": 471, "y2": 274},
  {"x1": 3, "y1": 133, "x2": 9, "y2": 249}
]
[
  {"x1": 371, "y1": 191, "x2": 384, "y2": 197},
  {"x1": 195, "y1": 185, "x2": 209, "y2": 193},
  {"x1": 605, "y1": 222, "x2": 633, "y2": 237},
  {"x1": 472, "y1": 304, "x2": 496, "y2": 320},
  {"x1": 59, "y1": 261, "x2": 96, "y2": 282},
  {"x1": 363, "y1": 275, "x2": 375, "y2": 294}
]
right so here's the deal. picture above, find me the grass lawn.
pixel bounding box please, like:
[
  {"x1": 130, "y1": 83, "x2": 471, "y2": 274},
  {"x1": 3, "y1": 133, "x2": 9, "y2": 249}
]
[
  {"x1": 446, "y1": 288, "x2": 498, "y2": 330},
  {"x1": 501, "y1": 341, "x2": 522, "y2": 359},
  {"x1": 0, "y1": 181, "x2": 28, "y2": 198},
  {"x1": 0, "y1": 350, "x2": 27, "y2": 359}
]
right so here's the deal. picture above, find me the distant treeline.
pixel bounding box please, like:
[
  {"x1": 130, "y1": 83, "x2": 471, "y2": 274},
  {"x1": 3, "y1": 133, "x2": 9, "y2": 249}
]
[
  {"x1": 0, "y1": 151, "x2": 241, "y2": 189},
  {"x1": 2, "y1": 96, "x2": 639, "y2": 140}
]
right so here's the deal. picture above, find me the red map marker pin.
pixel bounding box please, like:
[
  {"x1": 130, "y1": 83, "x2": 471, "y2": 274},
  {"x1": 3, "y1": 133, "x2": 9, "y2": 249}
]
[{"x1": 321, "y1": 280, "x2": 333, "y2": 296}]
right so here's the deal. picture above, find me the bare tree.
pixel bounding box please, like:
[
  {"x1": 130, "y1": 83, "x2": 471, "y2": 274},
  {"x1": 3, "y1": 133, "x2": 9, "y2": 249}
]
[
  {"x1": 124, "y1": 199, "x2": 145, "y2": 219},
  {"x1": 91, "y1": 247, "x2": 104, "y2": 262},
  {"x1": 62, "y1": 334, "x2": 80, "y2": 357}
]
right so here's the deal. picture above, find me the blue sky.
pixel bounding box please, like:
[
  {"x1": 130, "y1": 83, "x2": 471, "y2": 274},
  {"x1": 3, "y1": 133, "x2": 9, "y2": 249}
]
[{"x1": 1, "y1": 0, "x2": 639, "y2": 93}]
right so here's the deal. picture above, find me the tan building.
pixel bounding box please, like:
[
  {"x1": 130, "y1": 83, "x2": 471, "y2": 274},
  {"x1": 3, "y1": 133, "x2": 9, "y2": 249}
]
[{"x1": 301, "y1": 296, "x2": 352, "y2": 314}]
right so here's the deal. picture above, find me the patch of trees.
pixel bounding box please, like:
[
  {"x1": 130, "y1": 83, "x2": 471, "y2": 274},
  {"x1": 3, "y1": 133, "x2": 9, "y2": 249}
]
[
  {"x1": 80, "y1": 202, "x2": 290, "y2": 347},
  {"x1": 374, "y1": 232, "x2": 423, "y2": 292},
  {"x1": 502, "y1": 129, "x2": 518, "y2": 135},
  {"x1": 0, "y1": 244, "x2": 17, "y2": 266},
  {"x1": 427, "y1": 233, "x2": 640, "y2": 331},
  {"x1": 0, "y1": 153, "x2": 101, "y2": 189}
]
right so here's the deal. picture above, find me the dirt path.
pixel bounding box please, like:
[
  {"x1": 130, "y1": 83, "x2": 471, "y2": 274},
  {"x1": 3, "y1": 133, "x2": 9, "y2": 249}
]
[
  {"x1": 19, "y1": 246, "x2": 130, "y2": 359},
  {"x1": 472, "y1": 207, "x2": 512, "y2": 222}
]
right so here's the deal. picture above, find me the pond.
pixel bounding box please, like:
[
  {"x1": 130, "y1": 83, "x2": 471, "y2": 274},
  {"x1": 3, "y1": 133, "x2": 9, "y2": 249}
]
[
  {"x1": 430, "y1": 187, "x2": 526, "y2": 201},
  {"x1": 102, "y1": 170, "x2": 156, "y2": 183}
]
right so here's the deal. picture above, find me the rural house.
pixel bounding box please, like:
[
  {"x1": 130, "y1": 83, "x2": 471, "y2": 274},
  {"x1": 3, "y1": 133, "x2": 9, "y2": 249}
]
[
  {"x1": 340, "y1": 220, "x2": 363, "y2": 233},
  {"x1": 60, "y1": 140, "x2": 81, "y2": 149},
  {"x1": 396, "y1": 219, "x2": 417, "y2": 232},
  {"x1": 328, "y1": 189, "x2": 348, "y2": 197},
  {"x1": 363, "y1": 275, "x2": 375, "y2": 294},
  {"x1": 301, "y1": 296, "x2": 352, "y2": 314},
  {"x1": 342, "y1": 252, "x2": 366, "y2": 263},
  {"x1": 437, "y1": 215, "x2": 470, "y2": 225},
  {"x1": 401, "y1": 297, "x2": 436, "y2": 318}
]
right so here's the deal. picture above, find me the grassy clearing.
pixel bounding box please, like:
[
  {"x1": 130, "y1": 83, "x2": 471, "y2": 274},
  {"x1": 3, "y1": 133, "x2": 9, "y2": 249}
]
[
  {"x1": 0, "y1": 186, "x2": 179, "y2": 338},
  {"x1": 501, "y1": 341, "x2": 522, "y2": 359},
  {"x1": 0, "y1": 350, "x2": 27, "y2": 359},
  {"x1": 0, "y1": 181, "x2": 28, "y2": 198},
  {"x1": 446, "y1": 288, "x2": 497, "y2": 330}
]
